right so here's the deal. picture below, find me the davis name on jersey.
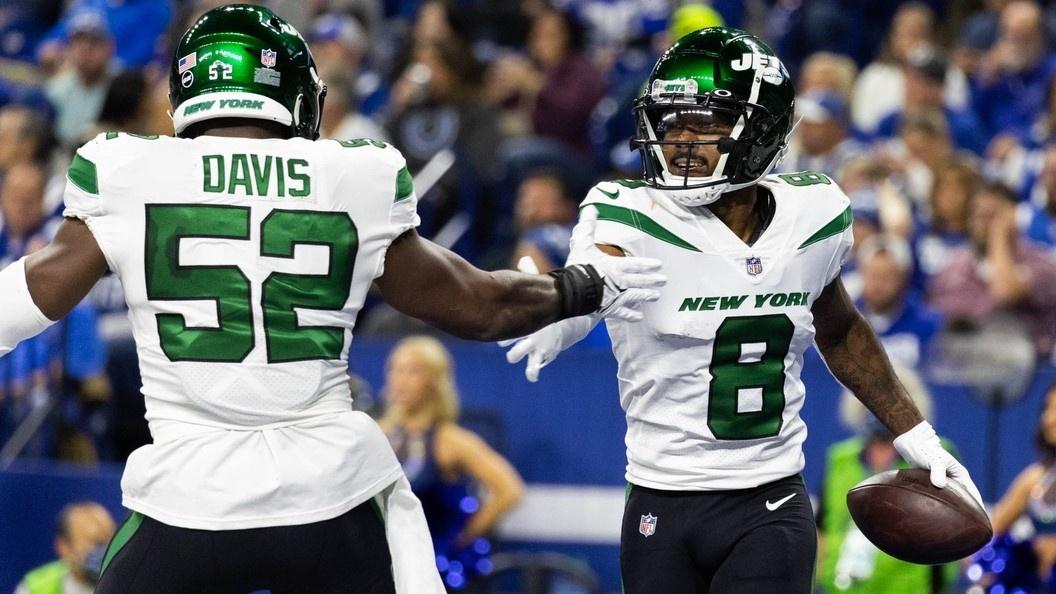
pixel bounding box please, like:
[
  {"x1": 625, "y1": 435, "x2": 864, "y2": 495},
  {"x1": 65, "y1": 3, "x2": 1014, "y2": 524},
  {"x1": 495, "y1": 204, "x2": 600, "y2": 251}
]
[
  {"x1": 581, "y1": 172, "x2": 853, "y2": 491},
  {"x1": 62, "y1": 132, "x2": 418, "y2": 529}
]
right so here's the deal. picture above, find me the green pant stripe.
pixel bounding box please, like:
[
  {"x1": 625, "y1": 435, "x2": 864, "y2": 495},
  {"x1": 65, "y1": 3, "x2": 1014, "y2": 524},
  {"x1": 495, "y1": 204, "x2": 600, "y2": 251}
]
[
  {"x1": 369, "y1": 496, "x2": 385, "y2": 525},
  {"x1": 100, "y1": 511, "x2": 143, "y2": 575}
]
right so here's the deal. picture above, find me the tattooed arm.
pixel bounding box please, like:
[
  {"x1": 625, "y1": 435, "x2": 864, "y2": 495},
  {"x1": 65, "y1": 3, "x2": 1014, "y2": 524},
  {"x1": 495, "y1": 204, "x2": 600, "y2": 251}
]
[
  {"x1": 811, "y1": 278, "x2": 923, "y2": 435},
  {"x1": 813, "y1": 277, "x2": 986, "y2": 505}
]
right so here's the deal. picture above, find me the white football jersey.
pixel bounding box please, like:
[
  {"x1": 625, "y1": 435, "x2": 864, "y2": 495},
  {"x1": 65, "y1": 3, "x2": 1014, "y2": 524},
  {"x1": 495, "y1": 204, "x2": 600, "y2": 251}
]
[
  {"x1": 63, "y1": 133, "x2": 418, "y2": 529},
  {"x1": 581, "y1": 172, "x2": 853, "y2": 491}
]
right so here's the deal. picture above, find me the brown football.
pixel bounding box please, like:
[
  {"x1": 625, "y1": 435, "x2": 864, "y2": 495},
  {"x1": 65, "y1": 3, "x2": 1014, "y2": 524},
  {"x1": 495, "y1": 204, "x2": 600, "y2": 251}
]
[{"x1": 846, "y1": 468, "x2": 992, "y2": 564}]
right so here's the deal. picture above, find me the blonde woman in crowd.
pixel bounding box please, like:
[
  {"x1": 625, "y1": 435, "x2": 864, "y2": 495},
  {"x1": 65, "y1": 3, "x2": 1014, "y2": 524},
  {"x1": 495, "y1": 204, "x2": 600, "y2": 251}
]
[{"x1": 380, "y1": 336, "x2": 524, "y2": 589}]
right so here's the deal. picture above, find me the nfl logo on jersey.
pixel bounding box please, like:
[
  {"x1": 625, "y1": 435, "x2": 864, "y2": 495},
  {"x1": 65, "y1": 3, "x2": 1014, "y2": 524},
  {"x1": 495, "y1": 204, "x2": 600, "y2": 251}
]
[
  {"x1": 261, "y1": 49, "x2": 277, "y2": 68},
  {"x1": 746, "y1": 256, "x2": 763, "y2": 276},
  {"x1": 639, "y1": 513, "x2": 657, "y2": 537}
]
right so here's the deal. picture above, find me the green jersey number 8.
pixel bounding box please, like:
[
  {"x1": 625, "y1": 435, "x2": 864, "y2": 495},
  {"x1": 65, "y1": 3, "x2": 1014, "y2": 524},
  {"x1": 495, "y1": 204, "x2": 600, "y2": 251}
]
[
  {"x1": 144, "y1": 204, "x2": 357, "y2": 363},
  {"x1": 707, "y1": 314, "x2": 795, "y2": 440}
]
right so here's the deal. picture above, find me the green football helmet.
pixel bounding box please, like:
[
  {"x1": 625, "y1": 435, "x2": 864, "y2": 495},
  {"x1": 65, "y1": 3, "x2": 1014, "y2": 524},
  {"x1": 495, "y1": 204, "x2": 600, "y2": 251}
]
[
  {"x1": 632, "y1": 27, "x2": 795, "y2": 206},
  {"x1": 169, "y1": 4, "x2": 326, "y2": 139}
]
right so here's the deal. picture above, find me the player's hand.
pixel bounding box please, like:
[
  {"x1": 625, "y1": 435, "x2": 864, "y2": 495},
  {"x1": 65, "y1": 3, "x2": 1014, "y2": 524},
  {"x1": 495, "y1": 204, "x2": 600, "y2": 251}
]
[
  {"x1": 894, "y1": 421, "x2": 985, "y2": 510},
  {"x1": 499, "y1": 322, "x2": 568, "y2": 383},
  {"x1": 568, "y1": 208, "x2": 665, "y2": 322},
  {"x1": 500, "y1": 256, "x2": 598, "y2": 381}
]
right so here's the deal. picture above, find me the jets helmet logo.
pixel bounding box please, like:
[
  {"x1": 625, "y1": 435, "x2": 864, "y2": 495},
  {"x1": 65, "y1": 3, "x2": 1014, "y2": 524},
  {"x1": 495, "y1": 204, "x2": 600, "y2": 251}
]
[{"x1": 730, "y1": 52, "x2": 787, "y2": 85}]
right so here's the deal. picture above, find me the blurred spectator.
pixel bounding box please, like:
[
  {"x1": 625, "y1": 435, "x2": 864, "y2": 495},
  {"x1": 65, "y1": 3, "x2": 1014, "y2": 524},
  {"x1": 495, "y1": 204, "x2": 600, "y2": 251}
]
[
  {"x1": 777, "y1": 91, "x2": 863, "y2": 178},
  {"x1": 1020, "y1": 143, "x2": 1056, "y2": 248},
  {"x1": 987, "y1": 382, "x2": 1056, "y2": 589},
  {"x1": 38, "y1": 0, "x2": 172, "y2": 71},
  {"x1": 888, "y1": 110, "x2": 956, "y2": 208},
  {"x1": 818, "y1": 364, "x2": 959, "y2": 594},
  {"x1": 972, "y1": 0, "x2": 1056, "y2": 141},
  {"x1": 874, "y1": 45, "x2": 987, "y2": 155},
  {"x1": 797, "y1": 51, "x2": 858, "y2": 102},
  {"x1": 387, "y1": 38, "x2": 502, "y2": 254},
  {"x1": 320, "y1": 75, "x2": 387, "y2": 142},
  {"x1": 929, "y1": 181, "x2": 1056, "y2": 359},
  {"x1": 509, "y1": 168, "x2": 576, "y2": 272},
  {"x1": 838, "y1": 156, "x2": 913, "y2": 241},
  {"x1": 956, "y1": 0, "x2": 1015, "y2": 69},
  {"x1": 912, "y1": 159, "x2": 978, "y2": 290},
  {"x1": 1, "y1": 162, "x2": 51, "y2": 257},
  {"x1": 0, "y1": 106, "x2": 56, "y2": 172},
  {"x1": 13, "y1": 502, "x2": 115, "y2": 594},
  {"x1": 380, "y1": 336, "x2": 524, "y2": 590},
  {"x1": 87, "y1": 70, "x2": 150, "y2": 138},
  {"x1": 0, "y1": 106, "x2": 63, "y2": 217},
  {"x1": 308, "y1": 12, "x2": 386, "y2": 118},
  {"x1": 0, "y1": 1, "x2": 63, "y2": 64},
  {"x1": 43, "y1": 11, "x2": 115, "y2": 147},
  {"x1": 856, "y1": 234, "x2": 942, "y2": 368},
  {"x1": 0, "y1": 163, "x2": 108, "y2": 461},
  {"x1": 488, "y1": 6, "x2": 606, "y2": 156},
  {"x1": 0, "y1": 162, "x2": 58, "y2": 429},
  {"x1": 852, "y1": 2, "x2": 938, "y2": 134}
]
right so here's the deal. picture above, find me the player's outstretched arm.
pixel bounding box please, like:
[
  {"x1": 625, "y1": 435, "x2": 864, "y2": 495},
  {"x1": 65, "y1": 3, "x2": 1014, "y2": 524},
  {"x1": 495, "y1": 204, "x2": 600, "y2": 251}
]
[
  {"x1": 813, "y1": 277, "x2": 984, "y2": 507},
  {"x1": 812, "y1": 277, "x2": 922, "y2": 435},
  {"x1": 0, "y1": 218, "x2": 108, "y2": 356},
  {"x1": 376, "y1": 230, "x2": 663, "y2": 342}
]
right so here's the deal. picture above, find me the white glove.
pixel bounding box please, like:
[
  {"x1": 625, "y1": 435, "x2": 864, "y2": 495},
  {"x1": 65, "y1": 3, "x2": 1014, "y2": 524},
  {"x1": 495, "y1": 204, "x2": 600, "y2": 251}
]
[
  {"x1": 567, "y1": 207, "x2": 665, "y2": 322},
  {"x1": 893, "y1": 421, "x2": 985, "y2": 510},
  {"x1": 499, "y1": 256, "x2": 600, "y2": 382},
  {"x1": 499, "y1": 315, "x2": 599, "y2": 382}
]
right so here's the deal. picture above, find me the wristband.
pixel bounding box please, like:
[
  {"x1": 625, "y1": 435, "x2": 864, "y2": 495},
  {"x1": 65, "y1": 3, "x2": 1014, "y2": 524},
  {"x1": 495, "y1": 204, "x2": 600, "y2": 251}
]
[{"x1": 548, "y1": 264, "x2": 603, "y2": 318}]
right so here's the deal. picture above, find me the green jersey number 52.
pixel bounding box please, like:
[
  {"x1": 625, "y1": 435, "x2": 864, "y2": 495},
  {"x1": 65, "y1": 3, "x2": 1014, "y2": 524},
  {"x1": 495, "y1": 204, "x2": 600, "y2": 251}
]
[{"x1": 144, "y1": 204, "x2": 357, "y2": 363}]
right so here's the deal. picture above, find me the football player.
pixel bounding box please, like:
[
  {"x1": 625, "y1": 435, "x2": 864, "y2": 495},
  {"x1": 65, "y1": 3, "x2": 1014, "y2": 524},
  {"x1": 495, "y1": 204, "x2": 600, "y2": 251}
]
[
  {"x1": 503, "y1": 27, "x2": 984, "y2": 593},
  {"x1": 0, "y1": 6, "x2": 666, "y2": 594}
]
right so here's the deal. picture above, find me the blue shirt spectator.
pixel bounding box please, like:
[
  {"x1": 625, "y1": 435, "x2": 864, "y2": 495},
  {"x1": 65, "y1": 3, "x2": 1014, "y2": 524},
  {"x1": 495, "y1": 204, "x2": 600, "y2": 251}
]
[
  {"x1": 909, "y1": 159, "x2": 978, "y2": 292},
  {"x1": 876, "y1": 106, "x2": 987, "y2": 155},
  {"x1": 777, "y1": 91, "x2": 864, "y2": 179},
  {"x1": 510, "y1": 169, "x2": 576, "y2": 273},
  {"x1": 856, "y1": 233, "x2": 943, "y2": 368},
  {"x1": 1019, "y1": 144, "x2": 1056, "y2": 249},
  {"x1": 0, "y1": 163, "x2": 106, "y2": 445},
  {"x1": 873, "y1": 45, "x2": 987, "y2": 155},
  {"x1": 971, "y1": 2, "x2": 1056, "y2": 142},
  {"x1": 40, "y1": 0, "x2": 172, "y2": 68},
  {"x1": 0, "y1": 1, "x2": 63, "y2": 62}
]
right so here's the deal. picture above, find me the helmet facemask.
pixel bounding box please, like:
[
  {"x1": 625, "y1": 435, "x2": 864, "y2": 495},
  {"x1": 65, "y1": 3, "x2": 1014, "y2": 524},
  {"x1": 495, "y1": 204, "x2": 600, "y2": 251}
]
[{"x1": 633, "y1": 83, "x2": 785, "y2": 207}]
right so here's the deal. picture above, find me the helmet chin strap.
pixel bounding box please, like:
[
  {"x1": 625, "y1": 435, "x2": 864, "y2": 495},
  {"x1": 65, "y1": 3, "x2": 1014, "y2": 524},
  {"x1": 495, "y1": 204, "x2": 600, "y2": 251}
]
[{"x1": 655, "y1": 135, "x2": 738, "y2": 207}]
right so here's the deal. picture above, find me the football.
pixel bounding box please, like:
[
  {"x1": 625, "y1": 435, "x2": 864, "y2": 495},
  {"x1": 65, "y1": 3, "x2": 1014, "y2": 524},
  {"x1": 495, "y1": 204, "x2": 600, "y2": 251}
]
[{"x1": 846, "y1": 468, "x2": 992, "y2": 564}]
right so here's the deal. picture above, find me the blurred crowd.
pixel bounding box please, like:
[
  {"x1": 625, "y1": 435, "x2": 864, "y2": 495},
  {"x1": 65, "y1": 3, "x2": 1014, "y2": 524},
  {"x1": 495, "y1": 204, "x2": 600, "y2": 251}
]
[
  {"x1": 0, "y1": 0, "x2": 1054, "y2": 475},
  {"x1": 3, "y1": 2, "x2": 1056, "y2": 592}
]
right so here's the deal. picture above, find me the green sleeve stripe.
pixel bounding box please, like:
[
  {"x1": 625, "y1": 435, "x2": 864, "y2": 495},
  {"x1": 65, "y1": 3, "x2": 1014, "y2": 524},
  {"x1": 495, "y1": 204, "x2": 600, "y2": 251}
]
[
  {"x1": 68, "y1": 153, "x2": 99, "y2": 195},
  {"x1": 797, "y1": 205, "x2": 853, "y2": 250},
  {"x1": 100, "y1": 511, "x2": 144, "y2": 575},
  {"x1": 394, "y1": 166, "x2": 414, "y2": 202},
  {"x1": 612, "y1": 178, "x2": 649, "y2": 189},
  {"x1": 589, "y1": 203, "x2": 700, "y2": 252}
]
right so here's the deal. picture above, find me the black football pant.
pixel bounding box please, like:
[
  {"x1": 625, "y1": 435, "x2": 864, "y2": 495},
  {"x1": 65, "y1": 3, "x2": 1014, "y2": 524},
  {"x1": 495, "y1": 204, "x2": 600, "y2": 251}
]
[
  {"x1": 95, "y1": 500, "x2": 396, "y2": 594},
  {"x1": 621, "y1": 474, "x2": 816, "y2": 594}
]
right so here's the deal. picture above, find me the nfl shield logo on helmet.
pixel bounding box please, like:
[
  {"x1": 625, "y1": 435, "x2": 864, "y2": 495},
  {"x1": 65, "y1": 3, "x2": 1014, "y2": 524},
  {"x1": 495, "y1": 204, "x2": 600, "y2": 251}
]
[
  {"x1": 261, "y1": 49, "x2": 277, "y2": 68},
  {"x1": 639, "y1": 513, "x2": 657, "y2": 537},
  {"x1": 746, "y1": 256, "x2": 763, "y2": 276}
]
